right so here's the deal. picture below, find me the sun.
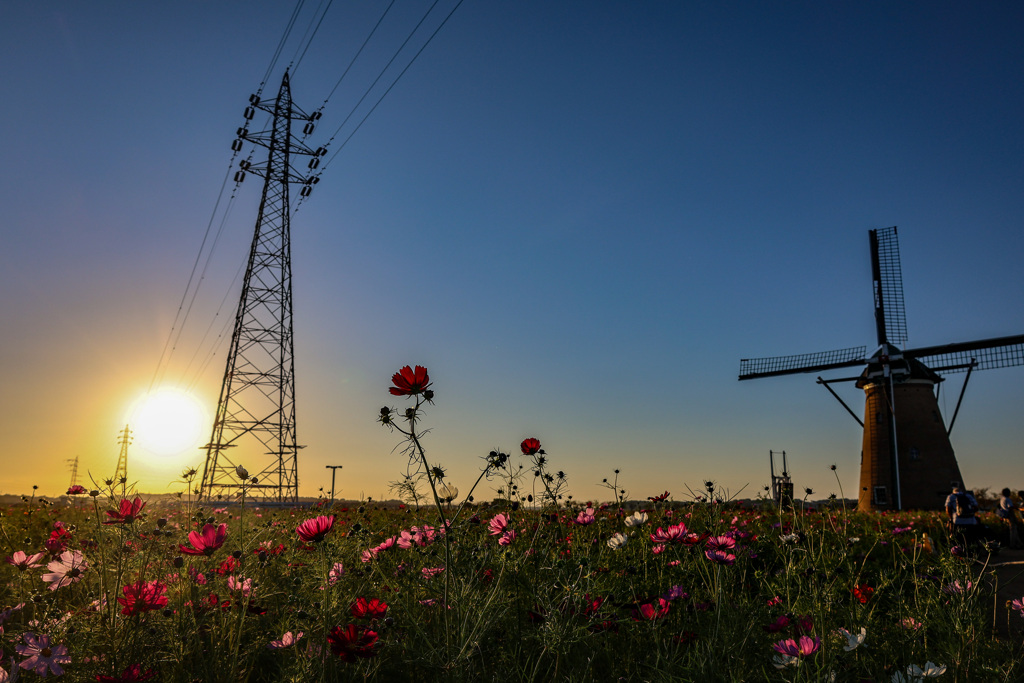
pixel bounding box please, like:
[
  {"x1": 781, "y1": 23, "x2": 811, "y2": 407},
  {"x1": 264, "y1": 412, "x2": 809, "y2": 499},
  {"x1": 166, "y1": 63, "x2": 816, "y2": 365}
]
[{"x1": 130, "y1": 388, "x2": 208, "y2": 457}]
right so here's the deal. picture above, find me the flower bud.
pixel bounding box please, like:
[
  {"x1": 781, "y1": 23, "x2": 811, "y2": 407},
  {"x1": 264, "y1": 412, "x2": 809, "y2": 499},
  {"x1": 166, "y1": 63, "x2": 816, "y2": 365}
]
[{"x1": 235, "y1": 465, "x2": 249, "y2": 480}]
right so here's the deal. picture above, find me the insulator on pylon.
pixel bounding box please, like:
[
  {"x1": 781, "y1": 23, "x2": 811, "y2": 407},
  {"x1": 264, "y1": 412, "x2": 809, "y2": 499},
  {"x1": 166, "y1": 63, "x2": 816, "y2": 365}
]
[
  {"x1": 239, "y1": 159, "x2": 251, "y2": 170},
  {"x1": 311, "y1": 176, "x2": 320, "y2": 185},
  {"x1": 249, "y1": 93, "x2": 259, "y2": 105},
  {"x1": 244, "y1": 107, "x2": 255, "y2": 120},
  {"x1": 234, "y1": 170, "x2": 246, "y2": 183},
  {"x1": 300, "y1": 185, "x2": 312, "y2": 197},
  {"x1": 308, "y1": 157, "x2": 320, "y2": 170},
  {"x1": 302, "y1": 122, "x2": 315, "y2": 135},
  {"x1": 231, "y1": 139, "x2": 244, "y2": 151},
  {"x1": 315, "y1": 146, "x2": 327, "y2": 157},
  {"x1": 310, "y1": 111, "x2": 322, "y2": 121},
  {"x1": 236, "y1": 127, "x2": 247, "y2": 138}
]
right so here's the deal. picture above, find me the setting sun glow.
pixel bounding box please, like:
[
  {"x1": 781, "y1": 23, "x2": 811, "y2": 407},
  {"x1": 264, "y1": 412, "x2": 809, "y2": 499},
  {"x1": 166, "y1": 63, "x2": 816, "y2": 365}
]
[{"x1": 130, "y1": 389, "x2": 208, "y2": 457}]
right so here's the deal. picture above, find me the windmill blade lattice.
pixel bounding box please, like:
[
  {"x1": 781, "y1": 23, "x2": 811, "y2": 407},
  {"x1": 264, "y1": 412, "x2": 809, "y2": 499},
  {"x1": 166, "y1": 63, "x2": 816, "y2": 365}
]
[
  {"x1": 904, "y1": 334, "x2": 1024, "y2": 373},
  {"x1": 739, "y1": 346, "x2": 867, "y2": 380},
  {"x1": 871, "y1": 226, "x2": 908, "y2": 346}
]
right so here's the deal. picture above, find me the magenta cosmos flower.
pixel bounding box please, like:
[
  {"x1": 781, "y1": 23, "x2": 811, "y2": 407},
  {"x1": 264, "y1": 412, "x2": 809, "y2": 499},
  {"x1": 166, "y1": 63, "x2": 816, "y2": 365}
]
[
  {"x1": 7, "y1": 550, "x2": 46, "y2": 571},
  {"x1": 267, "y1": 631, "x2": 304, "y2": 649},
  {"x1": 118, "y1": 580, "x2": 169, "y2": 616},
  {"x1": 104, "y1": 497, "x2": 147, "y2": 524},
  {"x1": 41, "y1": 550, "x2": 88, "y2": 591},
  {"x1": 179, "y1": 523, "x2": 228, "y2": 556},
  {"x1": 16, "y1": 632, "x2": 71, "y2": 677},
  {"x1": 296, "y1": 515, "x2": 335, "y2": 543},
  {"x1": 327, "y1": 624, "x2": 379, "y2": 661},
  {"x1": 772, "y1": 635, "x2": 821, "y2": 658},
  {"x1": 520, "y1": 438, "x2": 542, "y2": 455},
  {"x1": 704, "y1": 549, "x2": 736, "y2": 565},
  {"x1": 389, "y1": 365, "x2": 431, "y2": 396},
  {"x1": 350, "y1": 597, "x2": 388, "y2": 619},
  {"x1": 650, "y1": 522, "x2": 689, "y2": 544},
  {"x1": 66, "y1": 484, "x2": 87, "y2": 495},
  {"x1": 488, "y1": 512, "x2": 511, "y2": 536}
]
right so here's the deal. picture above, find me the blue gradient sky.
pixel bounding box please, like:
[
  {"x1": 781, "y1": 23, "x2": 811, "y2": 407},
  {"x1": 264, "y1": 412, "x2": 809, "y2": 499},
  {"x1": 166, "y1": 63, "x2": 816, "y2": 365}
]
[{"x1": 2, "y1": 1, "x2": 1022, "y2": 502}]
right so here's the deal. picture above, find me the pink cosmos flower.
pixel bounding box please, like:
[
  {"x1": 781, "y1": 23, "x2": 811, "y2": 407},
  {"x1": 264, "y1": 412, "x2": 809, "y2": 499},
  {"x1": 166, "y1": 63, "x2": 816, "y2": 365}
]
[
  {"x1": 1010, "y1": 597, "x2": 1024, "y2": 616},
  {"x1": 704, "y1": 549, "x2": 736, "y2": 565},
  {"x1": 650, "y1": 522, "x2": 689, "y2": 544},
  {"x1": 296, "y1": 515, "x2": 335, "y2": 543},
  {"x1": 327, "y1": 562, "x2": 345, "y2": 585},
  {"x1": 498, "y1": 529, "x2": 518, "y2": 546},
  {"x1": 179, "y1": 523, "x2": 227, "y2": 556},
  {"x1": 16, "y1": 632, "x2": 71, "y2": 677},
  {"x1": 575, "y1": 507, "x2": 596, "y2": 525},
  {"x1": 488, "y1": 513, "x2": 511, "y2": 536},
  {"x1": 41, "y1": 550, "x2": 88, "y2": 591},
  {"x1": 705, "y1": 535, "x2": 736, "y2": 553},
  {"x1": 772, "y1": 635, "x2": 821, "y2": 658},
  {"x1": 228, "y1": 575, "x2": 254, "y2": 597},
  {"x1": 117, "y1": 580, "x2": 168, "y2": 616},
  {"x1": 66, "y1": 485, "x2": 87, "y2": 495},
  {"x1": 104, "y1": 497, "x2": 146, "y2": 524},
  {"x1": 7, "y1": 550, "x2": 46, "y2": 571},
  {"x1": 268, "y1": 631, "x2": 304, "y2": 649},
  {"x1": 422, "y1": 567, "x2": 445, "y2": 579}
]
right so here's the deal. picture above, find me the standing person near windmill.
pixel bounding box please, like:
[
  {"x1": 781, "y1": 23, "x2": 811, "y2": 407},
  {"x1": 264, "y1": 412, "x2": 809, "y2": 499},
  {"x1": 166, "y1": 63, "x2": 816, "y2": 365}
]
[
  {"x1": 945, "y1": 485, "x2": 980, "y2": 549},
  {"x1": 997, "y1": 488, "x2": 1024, "y2": 549}
]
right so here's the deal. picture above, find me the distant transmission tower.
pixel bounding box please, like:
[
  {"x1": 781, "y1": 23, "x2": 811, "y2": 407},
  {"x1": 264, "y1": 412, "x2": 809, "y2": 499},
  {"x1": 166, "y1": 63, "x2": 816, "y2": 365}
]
[
  {"x1": 67, "y1": 456, "x2": 80, "y2": 488},
  {"x1": 114, "y1": 425, "x2": 132, "y2": 483},
  {"x1": 199, "y1": 71, "x2": 322, "y2": 503}
]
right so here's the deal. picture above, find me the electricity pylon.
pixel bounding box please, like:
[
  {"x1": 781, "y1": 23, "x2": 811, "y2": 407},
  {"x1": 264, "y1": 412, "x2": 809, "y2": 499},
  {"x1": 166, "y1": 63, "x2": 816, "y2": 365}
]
[
  {"x1": 114, "y1": 426, "x2": 132, "y2": 483},
  {"x1": 199, "y1": 71, "x2": 322, "y2": 503}
]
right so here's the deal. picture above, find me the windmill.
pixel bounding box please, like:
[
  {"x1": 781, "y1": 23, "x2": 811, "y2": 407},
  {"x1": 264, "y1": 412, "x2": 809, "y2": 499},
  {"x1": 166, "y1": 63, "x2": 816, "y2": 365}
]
[{"x1": 739, "y1": 227, "x2": 1024, "y2": 511}]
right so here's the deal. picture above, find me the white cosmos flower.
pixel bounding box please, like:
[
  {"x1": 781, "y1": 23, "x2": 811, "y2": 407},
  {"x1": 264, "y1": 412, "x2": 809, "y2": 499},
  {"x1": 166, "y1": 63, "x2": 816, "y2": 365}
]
[
  {"x1": 836, "y1": 626, "x2": 866, "y2": 651},
  {"x1": 772, "y1": 654, "x2": 800, "y2": 669},
  {"x1": 624, "y1": 511, "x2": 648, "y2": 527},
  {"x1": 908, "y1": 662, "x2": 947, "y2": 678},
  {"x1": 607, "y1": 532, "x2": 629, "y2": 550},
  {"x1": 780, "y1": 533, "x2": 800, "y2": 544}
]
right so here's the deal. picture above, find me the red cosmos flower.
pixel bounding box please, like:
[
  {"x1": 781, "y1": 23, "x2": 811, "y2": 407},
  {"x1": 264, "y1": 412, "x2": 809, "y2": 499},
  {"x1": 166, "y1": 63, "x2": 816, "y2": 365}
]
[
  {"x1": 67, "y1": 485, "x2": 87, "y2": 495},
  {"x1": 95, "y1": 663, "x2": 157, "y2": 682},
  {"x1": 296, "y1": 515, "x2": 335, "y2": 543},
  {"x1": 648, "y1": 491, "x2": 671, "y2": 503},
  {"x1": 632, "y1": 598, "x2": 671, "y2": 621},
  {"x1": 118, "y1": 580, "x2": 169, "y2": 616},
  {"x1": 389, "y1": 365, "x2": 431, "y2": 396},
  {"x1": 350, "y1": 597, "x2": 388, "y2": 619},
  {"x1": 179, "y1": 523, "x2": 228, "y2": 556},
  {"x1": 853, "y1": 584, "x2": 874, "y2": 604},
  {"x1": 327, "y1": 624, "x2": 379, "y2": 662},
  {"x1": 104, "y1": 497, "x2": 147, "y2": 524},
  {"x1": 520, "y1": 438, "x2": 542, "y2": 455}
]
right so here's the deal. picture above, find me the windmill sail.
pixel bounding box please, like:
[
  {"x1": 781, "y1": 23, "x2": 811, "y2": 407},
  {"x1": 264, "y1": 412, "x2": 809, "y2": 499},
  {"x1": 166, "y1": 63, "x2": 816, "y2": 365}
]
[
  {"x1": 870, "y1": 226, "x2": 908, "y2": 346},
  {"x1": 739, "y1": 346, "x2": 867, "y2": 380},
  {"x1": 904, "y1": 334, "x2": 1024, "y2": 373}
]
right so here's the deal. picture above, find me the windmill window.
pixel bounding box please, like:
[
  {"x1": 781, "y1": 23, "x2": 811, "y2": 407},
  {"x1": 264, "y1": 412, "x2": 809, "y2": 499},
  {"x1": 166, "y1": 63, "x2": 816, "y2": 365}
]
[
  {"x1": 909, "y1": 447, "x2": 920, "y2": 461},
  {"x1": 873, "y1": 486, "x2": 888, "y2": 505}
]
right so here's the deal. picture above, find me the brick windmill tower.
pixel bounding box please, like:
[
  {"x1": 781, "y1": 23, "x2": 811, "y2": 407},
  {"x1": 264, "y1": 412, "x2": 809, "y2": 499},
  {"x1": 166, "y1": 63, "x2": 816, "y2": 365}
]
[{"x1": 739, "y1": 227, "x2": 1024, "y2": 511}]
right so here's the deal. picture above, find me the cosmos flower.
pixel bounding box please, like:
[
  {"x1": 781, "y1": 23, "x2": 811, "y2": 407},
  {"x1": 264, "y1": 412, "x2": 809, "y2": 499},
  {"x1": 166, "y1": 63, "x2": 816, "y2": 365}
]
[
  {"x1": 179, "y1": 523, "x2": 228, "y2": 556},
  {"x1": 66, "y1": 485, "x2": 86, "y2": 495},
  {"x1": 94, "y1": 663, "x2": 157, "y2": 682},
  {"x1": 607, "y1": 532, "x2": 628, "y2": 550},
  {"x1": 705, "y1": 535, "x2": 736, "y2": 553},
  {"x1": 103, "y1": 497, "x2": 146, "y2": 524},
  {"x1": 650, "y1": 523, "x2": 689, "y2": 544},
  {"x1": 296, "y1": 515, "x2": 335, "y2": 543},
  {"x1": 327, "y1": 624, "x2": 379, "y2": 661},
  {"x1": 1010, "y1": 597, "x2": 1024, "y2": 616},
  {"x1": 350, "y1": 597, "x2": 388, "y2": 619},
  {"x1": 772, "y1": 635, "x2": 820, "y2": 658},
  {"x1": 6, "y1": 551, "x2": 46, "y2": 571},
  {"x1": 624, "y1": 511, "x2": 648, "y2": 527},
  {"x1": 227, "y1": 575, "x2": 254, "y2": 597},
  {"x1": 41, "y1": 550, "x2": 88, "y2": 591},
  {"x1": 648, "y1": 491, "x2": 670, "y2": 503},
  {"x1": 267, "y1": 632, "x2": 304, "y2": 650},
  {"x1": 16, "y1": 632, "x2": 71, "y2": 677},
  {"x1": 853, "y1": 584, "x2": 875, "y2": 604},
  {"x1": 704, "y1": 549, "x2": 736, "y2": 565},
  {"x1": 575, "y1": 507, "x2": 596, "y2": 525},
  {"x1": 326, "y1": 562, "x2": 345, "y2": 586},
  {"x1": 422, "y1": 567, "x2": 445, "y2": 579},
  {"x1": 520, "y1": 438, "x2": 542, "y2": 455},
  {"x1": 837, "y1": 626, "x2": 867, "y2": 651},
  {"x1": 117, "y1": 580, "x2": 168, "y2": 616},
  {"x1": 389, "y1": 365, "x2": 431, "y2": 396},
  {"x1": 498, "y1": 529, "x2": 518, "y2": 546},
  {"x1": 488, "y1": 513, "x2": 511, "y2": 536},
  {"x1": 632, "y1": 598, "x2": 671, "y2": 621}
]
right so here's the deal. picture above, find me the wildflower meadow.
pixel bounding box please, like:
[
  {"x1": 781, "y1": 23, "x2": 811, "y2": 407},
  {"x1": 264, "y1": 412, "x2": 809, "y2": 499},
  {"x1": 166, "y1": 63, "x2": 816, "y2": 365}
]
[{"x1": 1, "y1": 366, "x2": 1022, "y2": 682}]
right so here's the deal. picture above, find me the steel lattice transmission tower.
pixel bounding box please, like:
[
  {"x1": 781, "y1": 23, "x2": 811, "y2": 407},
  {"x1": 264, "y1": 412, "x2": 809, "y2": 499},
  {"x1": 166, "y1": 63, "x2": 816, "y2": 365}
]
[
  {"x1": 199, "y1": 71, "x2": 323, "y2": 503},
  {"x1": 114, "y1": 425, "x2": 132, "y2": 483}
]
